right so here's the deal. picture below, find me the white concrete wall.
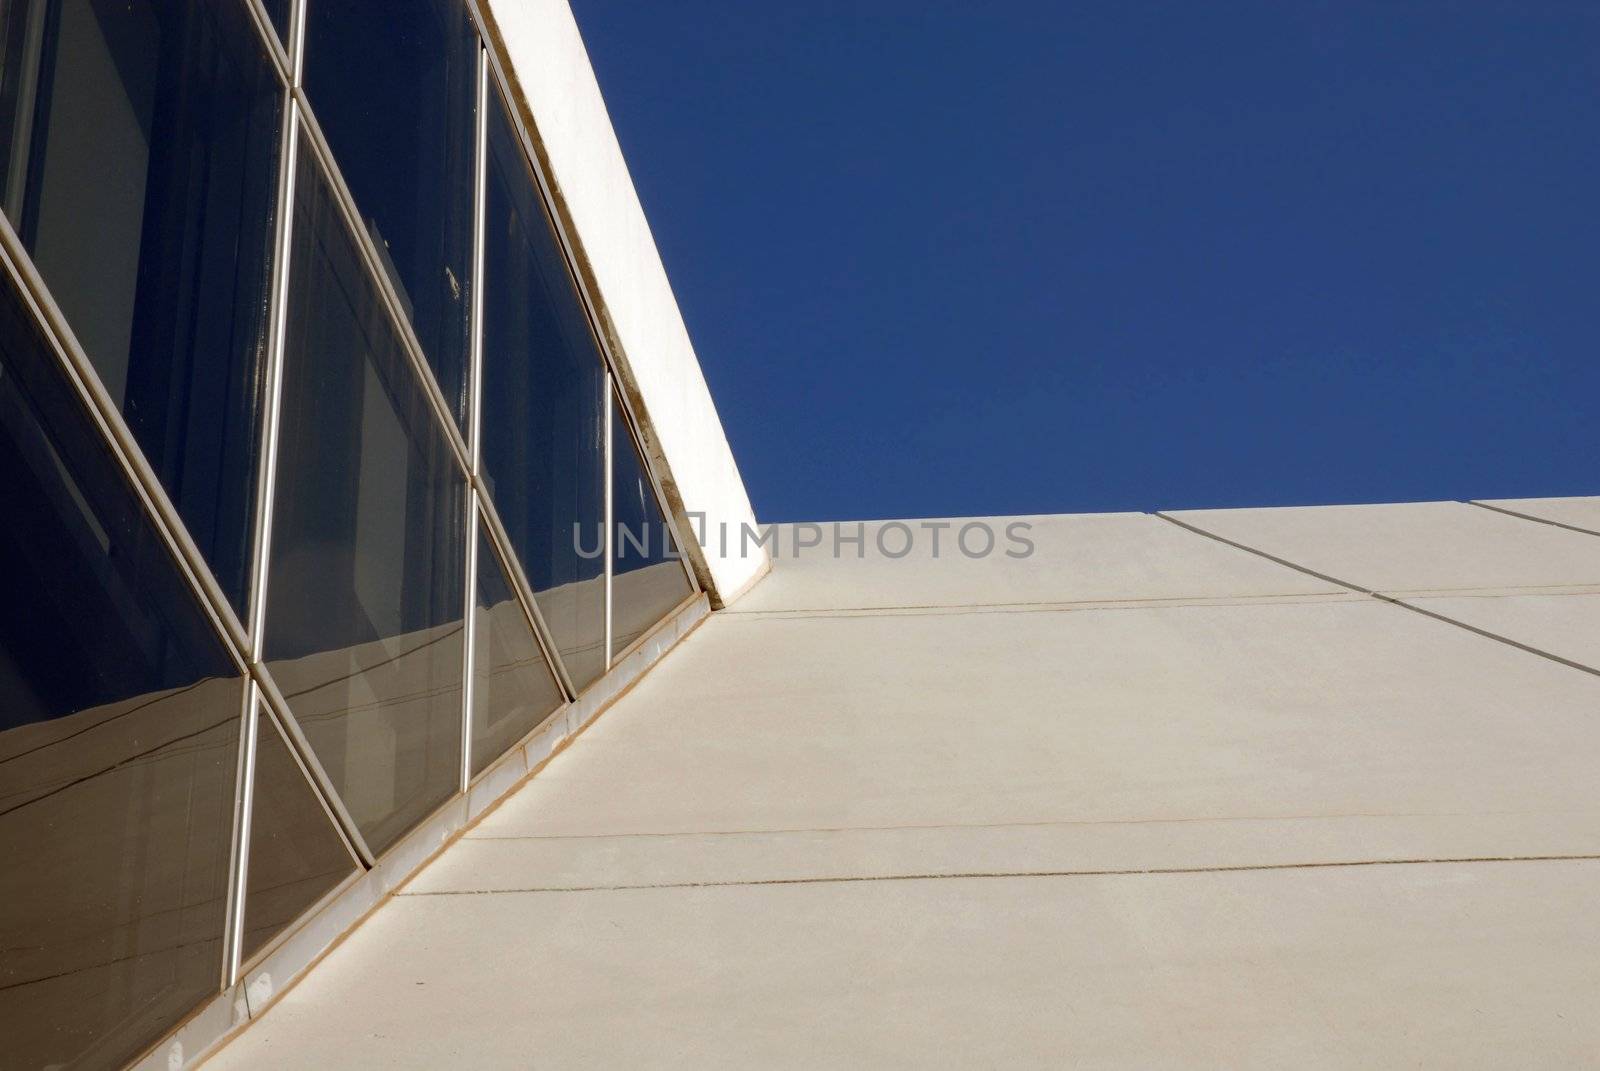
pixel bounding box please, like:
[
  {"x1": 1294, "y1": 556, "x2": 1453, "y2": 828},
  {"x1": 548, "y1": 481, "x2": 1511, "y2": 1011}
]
[{"x1": 479, "y1": 0, "x2": 767, "y2": 606}]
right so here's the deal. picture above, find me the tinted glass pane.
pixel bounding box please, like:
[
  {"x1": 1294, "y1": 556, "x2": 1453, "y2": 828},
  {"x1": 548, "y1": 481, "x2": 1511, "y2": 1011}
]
[
  {"x1": 611, "y1": 396, "x2": 694, "y2": 654},
  {"x1": 0, "y1": 0, "x2": 282, "y2": 613},
  {"x1": 480, "y1": 89, "x2": 605, "y2": 689},
  {"x1": 0, "y1": 266, "x2": 243, "y2": 1070},
  {"x1": 260, "y1": 0, "x2": 289, "y2": 46},
  {"x1": 262, "y1": 146, "x2": 466, "y2": 855},
  {"x1": 241, "y1": 706, "x2": 357, "y2": 964},
  {"x1": 303, "y1": 0, "x2": 474, "y2": 430},
  {"x1": 470, "y1": 529, "x2": 564, "y2": 775}
]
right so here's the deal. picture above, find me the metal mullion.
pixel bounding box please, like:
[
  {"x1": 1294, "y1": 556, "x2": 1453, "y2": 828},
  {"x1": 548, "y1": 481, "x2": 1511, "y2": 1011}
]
[
  {"x1": 246, "y1": 95, "x2": 299, "y2": 657},
  {"x1": 464, "y1": 506, "x2": 582, "y2": 750},
  {"x1": 236, "y1": 98, "x2": 373, "y2": 874},
  {"x1": 603, "y1": 376, "x2": 614, "y2": 669},
  {"x1": 219, "y1": 677, "x2": 259, "y2": 988},
  {"x1": 239, "y1": 0, "x2": 292, "y2": 87},
  {"x1": 289, "y1": 90, "x2": 472, "y2": 479},
  {"x1": 223, "y1": 681, "x2": 263, "y2": 986},
  {"x1": 476, "y1": 50, "x2": 702, "y2": 596},
  {"x1": 253, "y1": 663, "x2": 376, "y2": 866},
  {"x1": 459, "y1": 49, "x2": 491, "y2": 792},
  {"x1": 469, "y1": 48, "x2": 489, "y2": 473},
  {"x1": 230, "y1": 691, "x2": 366, "y2": 982},
  {"x1": 289, "y1": 0, "x2": 308, "y2": 87},
  {"x1": 460, "y1": 504, "x2": 480, "y2": 790},
  {"x1": 0, "y1": 216, "x2": 253, "y2": 666},
  {"x1": 475, "y1": 489, "x2": 579, "y2": 701}
]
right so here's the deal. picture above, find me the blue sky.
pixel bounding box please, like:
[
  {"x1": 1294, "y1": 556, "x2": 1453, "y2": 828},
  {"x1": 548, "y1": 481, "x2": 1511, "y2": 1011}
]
[{"x1": 573, "y1": 1, "x2": 1599, "y2": 523}]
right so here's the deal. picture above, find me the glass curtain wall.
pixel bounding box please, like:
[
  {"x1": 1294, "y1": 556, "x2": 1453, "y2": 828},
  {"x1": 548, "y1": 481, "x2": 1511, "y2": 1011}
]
[
  {"x1": 611, "y1": 393, "x2": 695, "y2": 655},
  {"x1": 480, "y1": 84, "x2": 607, "y2": 689},
  {"x1": 0, "y1": 252, "x2": 245, "y2": 1071},
  {"x1": 0, "y1": 0, "x2": 283, "y2": 615},
  {"x1": 0, "y1": 0, "x2": 699, "y2": 1065},
  {"x1": 260, "y1": 145, "x2": 468, "y2": 855},
  {"x1": 302, "y1": 0, "x2": 476, "y2": 433}
]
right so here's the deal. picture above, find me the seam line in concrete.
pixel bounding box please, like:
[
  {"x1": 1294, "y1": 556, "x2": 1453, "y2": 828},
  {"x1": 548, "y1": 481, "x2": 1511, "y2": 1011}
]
[
  {"x1": 463, "y1": 809, "x2": 1599, "y2": 841},
  {"x1": 1153, "y1": 511, "x2": 1600, "y2": 679},
  {"x1": 1468, "y1": 499, "x2": 1600, "y2": 539},
  {"x1": 721, "y1": 592, "x2": 1358, "y2": 621},
  {"x1": 1381, "y1": 597, "x2": 1600, "y2": 678},
  {"x1": 1152, "y1": 513, "x2": 1376, "y2": 592},
  {"x1": 396, "y1": 854, "x2": 1600, "y2": 896}
]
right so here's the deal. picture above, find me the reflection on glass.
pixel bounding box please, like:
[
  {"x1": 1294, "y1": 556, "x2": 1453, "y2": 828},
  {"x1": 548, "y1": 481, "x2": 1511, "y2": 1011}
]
[
  {"x1": 0, "y1": 0, "x2": 282, "y2": 613},
  {"x1": 611, "y1": 395, "x2": 694, "y2": 654},
  {"x1": 262, "y1": 145, "x2": 466, "y2": 855},
  {"x1": 470, "y1": 528, "x2": 565, "y2": 776},
  {"x1": 0, "y1": 266, "x2": 243, "y2": 1070},
  {"x1": 241, "y1": 705, "x2": 357, "y2": 964},
  {"x1": 480, "y1": 87, "x2": 605, "y2": 689},
  {"x1": 303, "y1": 0, "x2": 475, "y2": 429}
]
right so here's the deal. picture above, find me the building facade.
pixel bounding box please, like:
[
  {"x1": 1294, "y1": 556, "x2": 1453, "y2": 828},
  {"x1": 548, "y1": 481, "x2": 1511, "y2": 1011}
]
[{"x1": 0, "y1": 1, "x2": 759, "y2": 1067}]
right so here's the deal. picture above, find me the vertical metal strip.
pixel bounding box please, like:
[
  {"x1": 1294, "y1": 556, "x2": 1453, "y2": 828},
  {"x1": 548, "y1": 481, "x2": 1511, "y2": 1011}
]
[
  {"x1": 460, "y1": 505, "x2": 480, "y2": 790},
  {"x1": 290, "y1": 0, "x2": 308, "y2": 88},
  {"x1": 459, "y1": 49, "x2": 490, "y2": 792},
  {"x1": 223, "y1": 680, "x2": 262, "y2": 986},
  {"x1": 469, "y1": 49, "x2": 489, "y2": 473},
  {"x1": 246, "y1": 102, "x2": 300, "y2": 659},
  {"x1": 603, "y1": 375, "x2": 615, "y2": 670}
]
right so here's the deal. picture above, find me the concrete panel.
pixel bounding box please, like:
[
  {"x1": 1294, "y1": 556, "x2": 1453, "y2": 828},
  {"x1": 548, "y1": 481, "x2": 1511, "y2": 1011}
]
[
  {"x1": 1168, "y1": 500, "x2": 1600, "y2": 594},
  {"x1": 1403, "y1": 591, "x2": 1600, "y2": 673},
  {"x1": 473, "y1": 601, "x2": 1600, "y2": 850},
  {"x1": 732, "y1": 513, "x2": 1340, "y2": 613},
  {"x1": 205, "y1": 514, "x2": 1600, "y2": 1065},
  {"x1": 479, "y1": 0, "x2": 765, "y2": 604},
  {"x1": 1476, "y1": 496, "x2": 1600, "y2": 535},
  {"x1": 206, "y1": 861, "x2": 1600, "y2": 1069}
]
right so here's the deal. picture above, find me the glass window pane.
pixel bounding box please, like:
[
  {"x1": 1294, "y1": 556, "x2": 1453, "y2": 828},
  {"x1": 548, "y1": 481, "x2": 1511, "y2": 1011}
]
[
  {"x1": 262, "y1": 145, "x2": 466, "y2": 855},
  {"x1": 0, "y1": 266, "x2": 243, "y2": 1070},
  {"x1": 302, "y1": 0, "x2": 475, "y2": 430},
  {"x1": 241, "y1": 705, "x2": 358, "y2": 964},
  {"x1": 470, "y1": 528, "x2": 564, "y2": 776},
  {"x1": 260, "y1": 0, "x2": 289, "y2": 46},
  {"x1": 0, "y1": 0, "x2": 283, "y2": 613},
  {"x1": 611, "y1": 396, "x2": 694, "y2": 655},
  {"x1": 480, "y1": 88, "x2": 606, "y2": 690}
]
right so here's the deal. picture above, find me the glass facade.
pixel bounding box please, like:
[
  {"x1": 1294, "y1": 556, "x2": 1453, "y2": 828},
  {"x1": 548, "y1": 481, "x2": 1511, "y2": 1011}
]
[
  {"x1": 0, "y1": 0, "x2": 283, "y2": 614},
  {"x1": 303, "y1": 0, "x2": 476, "y2": 431},
  {"x1": 262, "y1": 144, "x2": 467, "y2": 854},
  {"x1": 611, "y1": 394, "x2": 696, "y2": 655},
  {"x1": 470, "y1": 527, "x2": 565, "y2": 775},
  {"x1": 240, "y1": 704, "x2": 357, "y2": 963},
  {"x1": 0, "y1": 255, "x2": 244, "y2": 1071},
  {"x1": 0, "y1": 0, "x2": 697, "y2": 1065},
  {"x1": 481, "y1": 86, "x2": 607, "y2": 689}
]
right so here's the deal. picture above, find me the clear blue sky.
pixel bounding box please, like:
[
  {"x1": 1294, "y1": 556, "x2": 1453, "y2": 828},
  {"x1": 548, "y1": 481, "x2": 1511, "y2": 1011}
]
[{"x1": 573, "y1": 1, "x2": 1598, "y2": 523}]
